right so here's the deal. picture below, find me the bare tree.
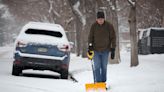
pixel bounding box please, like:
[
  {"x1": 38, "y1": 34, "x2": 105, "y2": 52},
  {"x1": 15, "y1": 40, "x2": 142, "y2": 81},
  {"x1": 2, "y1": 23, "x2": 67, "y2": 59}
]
[
  {"x1": 68, "y1": 0, "x2": 83, "y2": 56},
  {"x1": 127, "y1": 0, "x2": 139, "y2": 67},
  {"x1": 68, "y1": 0, "x2": 96, "y2": 57},
  {"x1": 163, "y1": 16, "x2": 164, "y2": 27},
  {"x1": 0, "y1": 7, "x2": 5, "y2": 46},
  {"x1": 109, "y1": 0, "x2": 120, "y2": 64},
  {"x1": 137, "y1": 0, "x2": 164, "y2": 28},
  {"x1": 81, "y1": 0, "x2": 96, "y2": 57}
]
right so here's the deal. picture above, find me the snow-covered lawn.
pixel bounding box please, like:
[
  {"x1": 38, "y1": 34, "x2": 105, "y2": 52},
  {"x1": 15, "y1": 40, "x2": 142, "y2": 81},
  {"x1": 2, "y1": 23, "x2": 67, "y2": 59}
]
[
  {"x1": 107, "y1": 52, "x2": 164, "y2": 92},
  {"x1": 0, "y1": 47, "x2": 164, "y2": 92}
]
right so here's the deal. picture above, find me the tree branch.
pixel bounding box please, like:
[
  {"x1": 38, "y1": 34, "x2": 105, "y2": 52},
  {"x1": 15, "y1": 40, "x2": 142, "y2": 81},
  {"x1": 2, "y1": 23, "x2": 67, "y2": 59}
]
[
  {"x1": 127, "y1": 0, "x2": 135, "y2": 7},
  {"x1": 96, "y1": 0, "x2": 104, "y2": 8}
]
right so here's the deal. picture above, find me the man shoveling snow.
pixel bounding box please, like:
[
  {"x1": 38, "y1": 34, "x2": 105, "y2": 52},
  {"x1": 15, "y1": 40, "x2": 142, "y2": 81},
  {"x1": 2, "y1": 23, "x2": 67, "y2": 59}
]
[{"x1": 86, "y1": 11, "x2": 116, "y2": 91}]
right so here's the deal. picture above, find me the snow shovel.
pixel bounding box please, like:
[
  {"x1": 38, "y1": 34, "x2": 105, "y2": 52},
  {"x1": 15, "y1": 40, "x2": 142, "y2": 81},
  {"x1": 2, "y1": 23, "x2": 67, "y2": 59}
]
[{"x1": 85, "y1": 51, "x2": 106, "y2": 92}]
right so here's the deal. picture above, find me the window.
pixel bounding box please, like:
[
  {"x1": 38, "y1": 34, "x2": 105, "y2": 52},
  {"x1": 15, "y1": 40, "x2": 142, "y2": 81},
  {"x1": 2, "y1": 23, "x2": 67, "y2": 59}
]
[{"x1": 25, "y1": 29, "x2": 63, "y2": 38}]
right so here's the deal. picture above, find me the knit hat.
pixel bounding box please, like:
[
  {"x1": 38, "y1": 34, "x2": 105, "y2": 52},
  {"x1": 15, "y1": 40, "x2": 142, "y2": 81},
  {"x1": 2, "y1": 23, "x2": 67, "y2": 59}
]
[{"x1": 97, "y1": 11, "x2": 105, "y2": 19}]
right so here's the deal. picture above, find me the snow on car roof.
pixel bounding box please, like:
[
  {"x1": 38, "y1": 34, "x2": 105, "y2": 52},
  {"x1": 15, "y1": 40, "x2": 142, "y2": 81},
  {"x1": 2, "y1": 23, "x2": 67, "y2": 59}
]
[
  {"x1": 21, "y1": 22, "x2": 65, "y2": 33},
  {"x1": 16, "y1": 22, "x2": 69, "y2": 45}
]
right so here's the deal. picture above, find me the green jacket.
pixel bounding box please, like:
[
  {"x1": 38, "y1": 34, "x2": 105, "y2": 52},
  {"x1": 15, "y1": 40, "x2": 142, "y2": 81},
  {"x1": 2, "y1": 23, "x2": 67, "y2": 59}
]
[{"x1": 88, "y1": 21, "x2": 116, "y2": 51}]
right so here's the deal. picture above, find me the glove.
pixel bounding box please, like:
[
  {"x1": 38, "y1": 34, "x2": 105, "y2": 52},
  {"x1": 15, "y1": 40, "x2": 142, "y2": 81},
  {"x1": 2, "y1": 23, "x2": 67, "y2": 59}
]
[
  {"x1": 87, "y1": 43, "x2": 94, "y2": 60},
  {"x1": 111, "y1": 48, "x2": 115, "y2": 59},
  {"x1": 87, "y1": 50, "x2": 94, "y2": 60}
]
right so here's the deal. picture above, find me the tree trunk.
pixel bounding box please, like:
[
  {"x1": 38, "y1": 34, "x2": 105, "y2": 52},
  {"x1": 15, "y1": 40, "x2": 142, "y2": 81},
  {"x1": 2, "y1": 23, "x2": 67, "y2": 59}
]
[
  {"x1": 162, "y1": 16, "x2": 164, "y2": 27},
  {"x1": 82, "y1": 0, "x2": 97, "y2": 57},
  {"x1": 81, "y1": 0, "x2": 87, "y2": 57},
  {"x1": 109, "y1": 0, "x2": 120, "y2": 64},
  {"x1": 128, "y1": 0, "x2": 139, "y2": 67},
  {"x1": 0, "y1": 31, "x2": 4, "y2": 46},
  {"x1": 76, "y1": 18, "x2": 82, "y2": 56},
  {"x1": 82, "y1": 26, "x2": 87, "y2": 57},
  {"x1": 68, "y1": 0, "x2": 82, "y2": 56}
]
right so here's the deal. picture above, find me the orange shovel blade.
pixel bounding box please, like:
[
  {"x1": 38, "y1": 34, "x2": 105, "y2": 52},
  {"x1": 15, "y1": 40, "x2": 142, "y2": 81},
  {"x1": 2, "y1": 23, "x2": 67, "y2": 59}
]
[{"x1": 85, "y1": 82, "x2": 106, "y2": 92}]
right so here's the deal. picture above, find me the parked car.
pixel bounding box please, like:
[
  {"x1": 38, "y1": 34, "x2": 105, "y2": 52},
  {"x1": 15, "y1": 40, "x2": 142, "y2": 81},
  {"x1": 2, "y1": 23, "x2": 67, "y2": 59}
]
[
  {"x1": 12, "y1": 22, "x2": 72, "y2": 79},
  {"x1": 138, "y1": 27, "x2": 164, "y2": 54}
]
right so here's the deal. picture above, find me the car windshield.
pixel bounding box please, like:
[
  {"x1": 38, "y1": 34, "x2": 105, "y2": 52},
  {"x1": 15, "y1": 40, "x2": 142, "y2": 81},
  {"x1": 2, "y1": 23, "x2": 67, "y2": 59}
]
[{"x1": 25, "y1": 29, "x2": 63, "y2": 38}]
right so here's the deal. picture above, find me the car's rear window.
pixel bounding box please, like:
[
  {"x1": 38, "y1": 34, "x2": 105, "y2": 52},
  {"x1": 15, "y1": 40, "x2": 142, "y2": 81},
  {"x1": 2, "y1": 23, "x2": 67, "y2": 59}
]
[{"x1": 25, "y1": 29, "x2": 63, "y2": 38}]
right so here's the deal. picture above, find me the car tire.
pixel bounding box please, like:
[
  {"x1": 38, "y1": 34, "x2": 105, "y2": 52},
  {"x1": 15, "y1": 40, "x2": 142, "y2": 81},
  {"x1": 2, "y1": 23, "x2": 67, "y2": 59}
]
[
  {"x1": 60, "y1": 70, "x2": 68, "y2": 79},
  {"x1": 12, "y1": 65, "x2": 22, "y2": 76}
]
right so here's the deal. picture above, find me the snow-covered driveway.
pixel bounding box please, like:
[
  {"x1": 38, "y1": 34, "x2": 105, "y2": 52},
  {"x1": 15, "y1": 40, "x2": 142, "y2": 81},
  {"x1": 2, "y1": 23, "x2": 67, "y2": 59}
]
[{"x1": 0, "y1": 46, "x2": 164, "y2": 92}]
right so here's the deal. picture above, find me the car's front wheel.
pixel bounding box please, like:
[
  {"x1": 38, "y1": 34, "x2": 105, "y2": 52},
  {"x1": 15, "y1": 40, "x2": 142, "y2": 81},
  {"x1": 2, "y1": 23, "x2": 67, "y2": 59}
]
[
  {"x1": 60, "y1": 70, "x2": 68, "y2": 79},
  {"x1": 12, "y1": 65, "x2": 22, "y2": 76}
]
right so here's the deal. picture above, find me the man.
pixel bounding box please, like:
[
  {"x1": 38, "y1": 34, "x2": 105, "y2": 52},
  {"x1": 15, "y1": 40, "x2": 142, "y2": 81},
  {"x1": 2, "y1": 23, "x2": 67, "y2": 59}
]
[{"x1": 88, "y1": 11, "x2": 116, "y2": 83}]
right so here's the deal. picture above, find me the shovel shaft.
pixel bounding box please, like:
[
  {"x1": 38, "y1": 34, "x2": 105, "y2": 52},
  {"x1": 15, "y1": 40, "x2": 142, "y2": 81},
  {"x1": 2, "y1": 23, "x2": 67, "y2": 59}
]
[
  {"x1": 85, "y1": 59, "x2": 107, "y2": 92},
  {"x1": 91, "y1": 59, "x2": 96, "y2": 83}
]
